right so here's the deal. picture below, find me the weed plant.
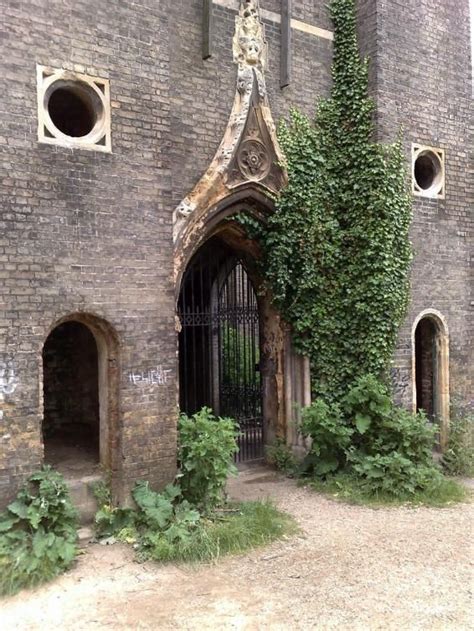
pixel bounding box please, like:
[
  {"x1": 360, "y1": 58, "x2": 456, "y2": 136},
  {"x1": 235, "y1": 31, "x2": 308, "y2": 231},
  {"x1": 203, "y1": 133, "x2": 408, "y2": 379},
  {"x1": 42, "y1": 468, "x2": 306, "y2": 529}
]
[
  {"x1": 94, "y1": 407, "x2": 296, "y2": 564},
  {"x1": 0, "y1": 467, "x2": 78, "y2": 596}
]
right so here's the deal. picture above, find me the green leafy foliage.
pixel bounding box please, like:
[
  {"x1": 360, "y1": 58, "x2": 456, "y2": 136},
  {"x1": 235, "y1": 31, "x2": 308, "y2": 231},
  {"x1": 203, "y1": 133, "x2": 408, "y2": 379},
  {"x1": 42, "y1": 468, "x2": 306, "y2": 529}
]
[
  {"x1": 93, "y1": 480, "x2": 135, "y2": 539},
  {"x1": 0, "y1": 467, "x2": 78, "y2": 596},
  {"x1": 221, "y1": 325, "x2": 260, "y2": 387},
  {"x1": 308, "y1": 473, "x2": 467, "y2": 507},
  {"x1": 299, "y1": 400, "x2": 353, "y2": 476},
  {"x1": 442, "y1": 400, "x2": 474, "y2": 476},
  {"x1": 300, "y1": 376, "x2": 451, "y2": 499},
  {"x1": 244, "y1": 0, "x2": 412, "y2": 402},
  {"x1": 92, "y1": 408, "x2": 295, "y2": 563},
  {"x1": 178, "y1": 407, "x2": 239, "y2": 511},
  {"x1": 265, "y1": 438, "x2": 297, "y2": 474}
]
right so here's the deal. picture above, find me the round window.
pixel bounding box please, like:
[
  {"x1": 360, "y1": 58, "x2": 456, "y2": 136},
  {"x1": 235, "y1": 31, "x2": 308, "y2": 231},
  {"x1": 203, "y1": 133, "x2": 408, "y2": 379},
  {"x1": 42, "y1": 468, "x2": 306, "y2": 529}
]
[
  {"x1": 413, "y1": 150, "x2": 443, "y2": 194},
  {"x1": 45, "y1": 80, "x2": 104, "y2": 139}
]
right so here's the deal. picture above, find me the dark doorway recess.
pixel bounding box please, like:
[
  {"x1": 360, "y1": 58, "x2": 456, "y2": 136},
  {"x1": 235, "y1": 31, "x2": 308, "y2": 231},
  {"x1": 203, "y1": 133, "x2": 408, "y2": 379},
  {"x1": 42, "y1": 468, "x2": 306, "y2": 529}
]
[
  {"x1": 415, "y1": 317, "x2": 437, "y2": 421},
  {"x1": 43, "y1": 321, "x2": 100, "y2": 475},
  {"x1": 178, "y1": 237, "x2": 263, "y2": 462}
]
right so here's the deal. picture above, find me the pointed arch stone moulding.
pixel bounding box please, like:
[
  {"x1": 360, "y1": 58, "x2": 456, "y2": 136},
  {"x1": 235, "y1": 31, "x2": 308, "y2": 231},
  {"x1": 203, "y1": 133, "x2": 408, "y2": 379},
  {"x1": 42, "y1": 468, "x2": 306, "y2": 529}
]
[{"x1": 173, "y1": 0, "x2": 287, "y2": 244}]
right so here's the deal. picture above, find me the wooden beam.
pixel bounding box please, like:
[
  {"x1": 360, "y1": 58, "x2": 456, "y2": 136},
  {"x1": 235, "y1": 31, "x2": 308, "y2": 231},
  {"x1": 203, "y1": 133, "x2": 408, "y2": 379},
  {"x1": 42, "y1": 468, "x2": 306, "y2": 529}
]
[
  {"x1": 203, "y1": 0, "x2": 213, "y2": 59},
  {"x1": 280, "y1": 0, "x2": 292, "y2": 88}
]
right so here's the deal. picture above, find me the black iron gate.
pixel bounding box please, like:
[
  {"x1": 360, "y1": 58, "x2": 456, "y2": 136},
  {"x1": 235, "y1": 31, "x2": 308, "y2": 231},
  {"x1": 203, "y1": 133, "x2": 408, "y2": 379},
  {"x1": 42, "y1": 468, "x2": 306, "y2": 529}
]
[{"x1": 178, "y1": 237, "x2": 263, "y2": 462}]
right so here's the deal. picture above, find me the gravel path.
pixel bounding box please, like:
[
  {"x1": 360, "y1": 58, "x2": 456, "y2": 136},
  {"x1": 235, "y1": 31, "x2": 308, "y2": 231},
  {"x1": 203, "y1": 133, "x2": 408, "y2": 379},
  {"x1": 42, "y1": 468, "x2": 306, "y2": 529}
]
[{"x1": 1, "y1": 468, "x2": 473, "y2": 630}]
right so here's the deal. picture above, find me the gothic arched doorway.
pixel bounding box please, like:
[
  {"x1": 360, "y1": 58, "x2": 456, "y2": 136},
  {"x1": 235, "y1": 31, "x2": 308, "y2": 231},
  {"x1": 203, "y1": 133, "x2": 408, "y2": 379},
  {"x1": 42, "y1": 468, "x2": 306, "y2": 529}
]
[{"x1": 178, "y1": 237, "x2": 263, "y2": 462}]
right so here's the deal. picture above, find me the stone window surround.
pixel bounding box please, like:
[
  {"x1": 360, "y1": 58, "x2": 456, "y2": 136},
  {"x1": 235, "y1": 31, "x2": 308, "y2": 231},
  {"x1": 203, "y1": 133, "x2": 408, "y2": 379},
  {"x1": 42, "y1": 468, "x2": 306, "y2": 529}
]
[
  {"x1": 36, "y1": 65, "x2": 111, "y2": 153},
  {"x1": 412, "y1": 143, "x2": 445, "y2": 199}
]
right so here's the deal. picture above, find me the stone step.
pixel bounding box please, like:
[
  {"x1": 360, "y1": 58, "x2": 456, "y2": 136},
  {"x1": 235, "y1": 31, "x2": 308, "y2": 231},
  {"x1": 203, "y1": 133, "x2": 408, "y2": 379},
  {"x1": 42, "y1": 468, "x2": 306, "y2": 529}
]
[{"x1": 65, "y1": 473, "x2": 102, "y2": 525}]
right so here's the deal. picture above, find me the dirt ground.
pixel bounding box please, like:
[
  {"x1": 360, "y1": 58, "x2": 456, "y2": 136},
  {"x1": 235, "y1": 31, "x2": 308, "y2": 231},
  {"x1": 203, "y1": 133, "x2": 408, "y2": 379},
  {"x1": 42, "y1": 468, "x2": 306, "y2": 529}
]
[{"x1": 1, "y1": 467, "x2": 473, "y2": 630}]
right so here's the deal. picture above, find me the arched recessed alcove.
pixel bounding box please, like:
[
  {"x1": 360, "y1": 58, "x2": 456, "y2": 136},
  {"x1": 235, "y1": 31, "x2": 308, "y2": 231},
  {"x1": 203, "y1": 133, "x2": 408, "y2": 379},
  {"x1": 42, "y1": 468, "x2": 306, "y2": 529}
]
[
  {"x1": 41, "y1": 313, "x2": 121, "y2": 486},
  {"x1": 412, "y1": 309, "x2": 450, "y2": 450},
  {"x1": 43, "y1": 321, "x2": 100, "y2": 473}
]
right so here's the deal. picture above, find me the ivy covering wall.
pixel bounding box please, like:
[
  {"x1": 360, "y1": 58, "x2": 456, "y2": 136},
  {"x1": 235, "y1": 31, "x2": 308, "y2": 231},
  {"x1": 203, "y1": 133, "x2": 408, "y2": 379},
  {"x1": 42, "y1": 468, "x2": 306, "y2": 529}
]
[{"x1": 250, "y1": 0, "x2": 412, "y2": 402}]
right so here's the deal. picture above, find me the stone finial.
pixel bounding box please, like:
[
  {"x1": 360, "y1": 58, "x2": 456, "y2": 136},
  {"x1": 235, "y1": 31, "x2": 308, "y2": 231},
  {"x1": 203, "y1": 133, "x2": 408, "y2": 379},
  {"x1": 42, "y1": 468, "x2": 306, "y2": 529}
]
[{"x1": 233, "y1": 0, "x2": 267, "y2": 71}]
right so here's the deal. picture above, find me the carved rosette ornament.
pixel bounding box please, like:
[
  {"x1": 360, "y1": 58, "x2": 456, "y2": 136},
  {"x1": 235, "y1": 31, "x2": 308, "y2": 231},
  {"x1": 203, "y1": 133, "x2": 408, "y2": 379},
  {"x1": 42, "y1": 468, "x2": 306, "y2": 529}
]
[
  {"x1": 173, "y1": 0, "x2": 287, "y2": 244},
  {"x1": 237, "y1": 139, "x2": 270, "y2": 181}
]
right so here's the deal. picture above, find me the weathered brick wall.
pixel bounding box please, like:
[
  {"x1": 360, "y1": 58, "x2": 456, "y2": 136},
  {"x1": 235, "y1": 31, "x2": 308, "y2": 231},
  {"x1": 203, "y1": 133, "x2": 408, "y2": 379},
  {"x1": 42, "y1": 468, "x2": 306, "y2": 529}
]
[
  {"x1": 0, "y1": 0, "x2": 335, "y2": 505},
  {"x1": 0, "y1": 0, "x2": 177, "y2": 504},
  {"x1": 1, "y1": 0, "x2": 471, "y2": 506},
  {"x1": 358, "y1": 0, "x2": 473, "y2": 410},
  {"x1": 169, "y1": 0, "x2": 333, "y2": 208}
]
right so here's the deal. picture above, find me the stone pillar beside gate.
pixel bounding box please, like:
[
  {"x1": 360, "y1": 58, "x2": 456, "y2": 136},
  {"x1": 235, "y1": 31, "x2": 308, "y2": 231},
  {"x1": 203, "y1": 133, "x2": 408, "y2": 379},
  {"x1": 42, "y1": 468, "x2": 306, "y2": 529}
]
[{"x1": 283, "y1": 332, "x2": 311, "y2": 460}]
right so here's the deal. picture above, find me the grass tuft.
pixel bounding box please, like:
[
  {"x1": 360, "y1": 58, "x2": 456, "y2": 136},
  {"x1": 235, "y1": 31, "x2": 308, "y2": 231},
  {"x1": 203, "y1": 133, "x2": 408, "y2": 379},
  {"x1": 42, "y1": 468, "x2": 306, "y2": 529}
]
[
  {"x1": 305, "y1": 473, "x2": 470, "y2": 508},
  {"x1": 139, "y1": 500, "x2": 298, "y2": 564}
]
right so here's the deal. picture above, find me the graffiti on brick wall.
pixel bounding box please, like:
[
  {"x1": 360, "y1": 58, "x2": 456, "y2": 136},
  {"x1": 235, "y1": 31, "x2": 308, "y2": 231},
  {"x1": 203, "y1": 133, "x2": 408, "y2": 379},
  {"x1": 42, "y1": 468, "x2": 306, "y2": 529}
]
[
  {"x1": 128, "y1": 366, "x2": 172, "y2": 387},
  {"x1": 0, "y1": 359, "x2": 18, "y2": 422},
  {"x1": 0, "y1": 361, "x2": 18, "y2": 396}
]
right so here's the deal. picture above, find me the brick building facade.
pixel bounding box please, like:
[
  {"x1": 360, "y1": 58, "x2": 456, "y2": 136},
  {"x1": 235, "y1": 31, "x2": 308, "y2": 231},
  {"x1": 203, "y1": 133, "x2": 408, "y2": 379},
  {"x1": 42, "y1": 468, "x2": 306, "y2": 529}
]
[{"x1": 0, "y1": 0, "x2": 472, "y2": 506}]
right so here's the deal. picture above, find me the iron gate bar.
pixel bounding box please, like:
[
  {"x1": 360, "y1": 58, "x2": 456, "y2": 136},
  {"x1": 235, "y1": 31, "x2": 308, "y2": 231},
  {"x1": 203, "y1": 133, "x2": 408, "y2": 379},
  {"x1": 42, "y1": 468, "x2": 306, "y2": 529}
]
[{"x1": 178, "y1": 238, "x2": 263, "y2": 462}]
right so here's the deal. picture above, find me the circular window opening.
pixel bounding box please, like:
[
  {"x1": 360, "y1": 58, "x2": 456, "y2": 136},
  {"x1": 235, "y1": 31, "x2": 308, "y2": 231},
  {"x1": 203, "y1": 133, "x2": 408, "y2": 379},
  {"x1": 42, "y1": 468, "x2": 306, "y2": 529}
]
[
  {"x1": 414, "y1": 151, "x2": 442, "y2": 192},
  {"x1": 47, "y1": 84, "x2": 101, "y2": 138}
]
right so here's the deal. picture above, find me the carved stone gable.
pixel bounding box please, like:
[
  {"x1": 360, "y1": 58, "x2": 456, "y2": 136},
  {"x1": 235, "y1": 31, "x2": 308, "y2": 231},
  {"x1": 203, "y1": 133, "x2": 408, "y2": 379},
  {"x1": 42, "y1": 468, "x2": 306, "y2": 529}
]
[
  {"x1": 173, "y1": 0, "x2": 287, "y2": 244},
  {"x1": 228, "y1": 81, "x2": 285, "y2": 192}
]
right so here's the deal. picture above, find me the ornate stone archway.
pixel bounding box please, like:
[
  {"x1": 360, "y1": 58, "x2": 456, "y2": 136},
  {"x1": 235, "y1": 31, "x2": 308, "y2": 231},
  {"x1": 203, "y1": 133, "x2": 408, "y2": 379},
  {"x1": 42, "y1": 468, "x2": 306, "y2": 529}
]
[{"x1": 172, "y1": 2, "x2": 309, "y2": 458}]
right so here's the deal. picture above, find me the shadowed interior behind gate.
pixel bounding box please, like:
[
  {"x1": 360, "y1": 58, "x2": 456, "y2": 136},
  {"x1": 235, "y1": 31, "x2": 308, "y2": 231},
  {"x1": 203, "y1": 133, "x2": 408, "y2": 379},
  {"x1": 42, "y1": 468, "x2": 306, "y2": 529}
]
[{"x1": 178, "y1": 237, "x2": 263, "y2": 462}]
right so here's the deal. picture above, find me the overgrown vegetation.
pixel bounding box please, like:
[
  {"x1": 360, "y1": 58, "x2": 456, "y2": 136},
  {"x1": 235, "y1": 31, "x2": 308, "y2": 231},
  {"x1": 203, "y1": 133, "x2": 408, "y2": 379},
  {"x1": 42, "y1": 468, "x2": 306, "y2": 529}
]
[
  {"x1": 237, "y1": 0, "x2": 470, "y2": 505},
  {"x1": 177, "y1": 407, "x2": 238, "y2": 511},
  {"x1": 137, "y1": 498, "x2": 295, "y2": 564},
  {"x1": 0, "y1": 467, "x2": 78, "y2": 596},
  {"x1": 266, "y1": 438, "x2": 297, "y2": 475},
  {"x1": 240, "y1": 0, "x2": 412, "y2": 404},
  {"x1": 297, "y1": 376, "x2": 468, "y2": 503},
  {"x1": 307, "y1": 473, "x2": 467, "y2": 508},
  {"x1": 94, "y1": 407, "x2": 296, "y2": 563},
  {"x1": 442, "y1": 400, "x2": 474, "y2": 476}
]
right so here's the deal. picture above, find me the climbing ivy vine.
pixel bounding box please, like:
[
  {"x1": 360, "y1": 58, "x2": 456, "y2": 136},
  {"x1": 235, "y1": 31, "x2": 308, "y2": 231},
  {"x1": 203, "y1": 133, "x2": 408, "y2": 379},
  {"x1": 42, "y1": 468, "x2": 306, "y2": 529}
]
[{"x1": 245, "y1": 0, "x2": 412, "y2": 402}]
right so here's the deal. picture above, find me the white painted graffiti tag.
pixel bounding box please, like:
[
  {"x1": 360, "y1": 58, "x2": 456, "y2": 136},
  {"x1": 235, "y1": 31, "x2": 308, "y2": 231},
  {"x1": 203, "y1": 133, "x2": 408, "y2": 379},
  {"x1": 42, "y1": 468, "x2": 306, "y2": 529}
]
[
  {"x1": 0, "y1": 362, "x2": 18, "y2": 395},
  {"x1": 128, "y1": 366, "x2": 172, "y2": 387}
]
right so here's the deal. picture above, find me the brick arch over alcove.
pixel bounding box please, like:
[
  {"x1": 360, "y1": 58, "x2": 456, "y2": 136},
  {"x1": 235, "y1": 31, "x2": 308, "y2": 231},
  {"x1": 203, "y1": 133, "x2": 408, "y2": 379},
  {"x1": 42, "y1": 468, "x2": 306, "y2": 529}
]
[
  {"x1": 41, "y1": 313, "x2": 122, "y2": 499},
  {"x1": 411, "y1": 309, "x2": 450, "y2": 450}
]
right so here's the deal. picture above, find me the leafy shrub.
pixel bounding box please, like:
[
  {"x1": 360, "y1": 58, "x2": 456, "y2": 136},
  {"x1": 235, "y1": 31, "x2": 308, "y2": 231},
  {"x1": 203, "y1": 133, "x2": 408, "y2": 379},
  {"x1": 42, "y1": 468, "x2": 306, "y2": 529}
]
[
  {"x1": 92, "y1": 408, "x2": 295, "y2": 563},
  {"x1": 133, "y1": 482, "x2": 200, "y2": 549},
  {"x1": 308, "y1": 472, "x2": 467, "y2": 507},
  {"x1": 442, "y1": 401, "x2": 474, "y2": 476},
  {"x1": 93, "y1": 480, "x2": 135, "y2": 539},
  {"x1": 178, "y1": 407, "x2": 239, "y2": 511},
  {"x1": 93, "y1": 480, "x2": 295, "y2": 564},
  {"x1": 265, "y1": 437, "x2": 297, "y2": 474},
  {"x1": 344, "y1": 375, "x2": 436, "y2": 467},
  {"x1": 299, "y1": 399, "x2": 353, "y2": 476},
  {"x1": 349, "y1": 452, "x2": 444, "y2": 496},
  {"x1": 299, "y1": 375, "x2": 451, "y2": 499},
  {"x1": 0, "y1": 467, "x2": 78, "y2": 596}
]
